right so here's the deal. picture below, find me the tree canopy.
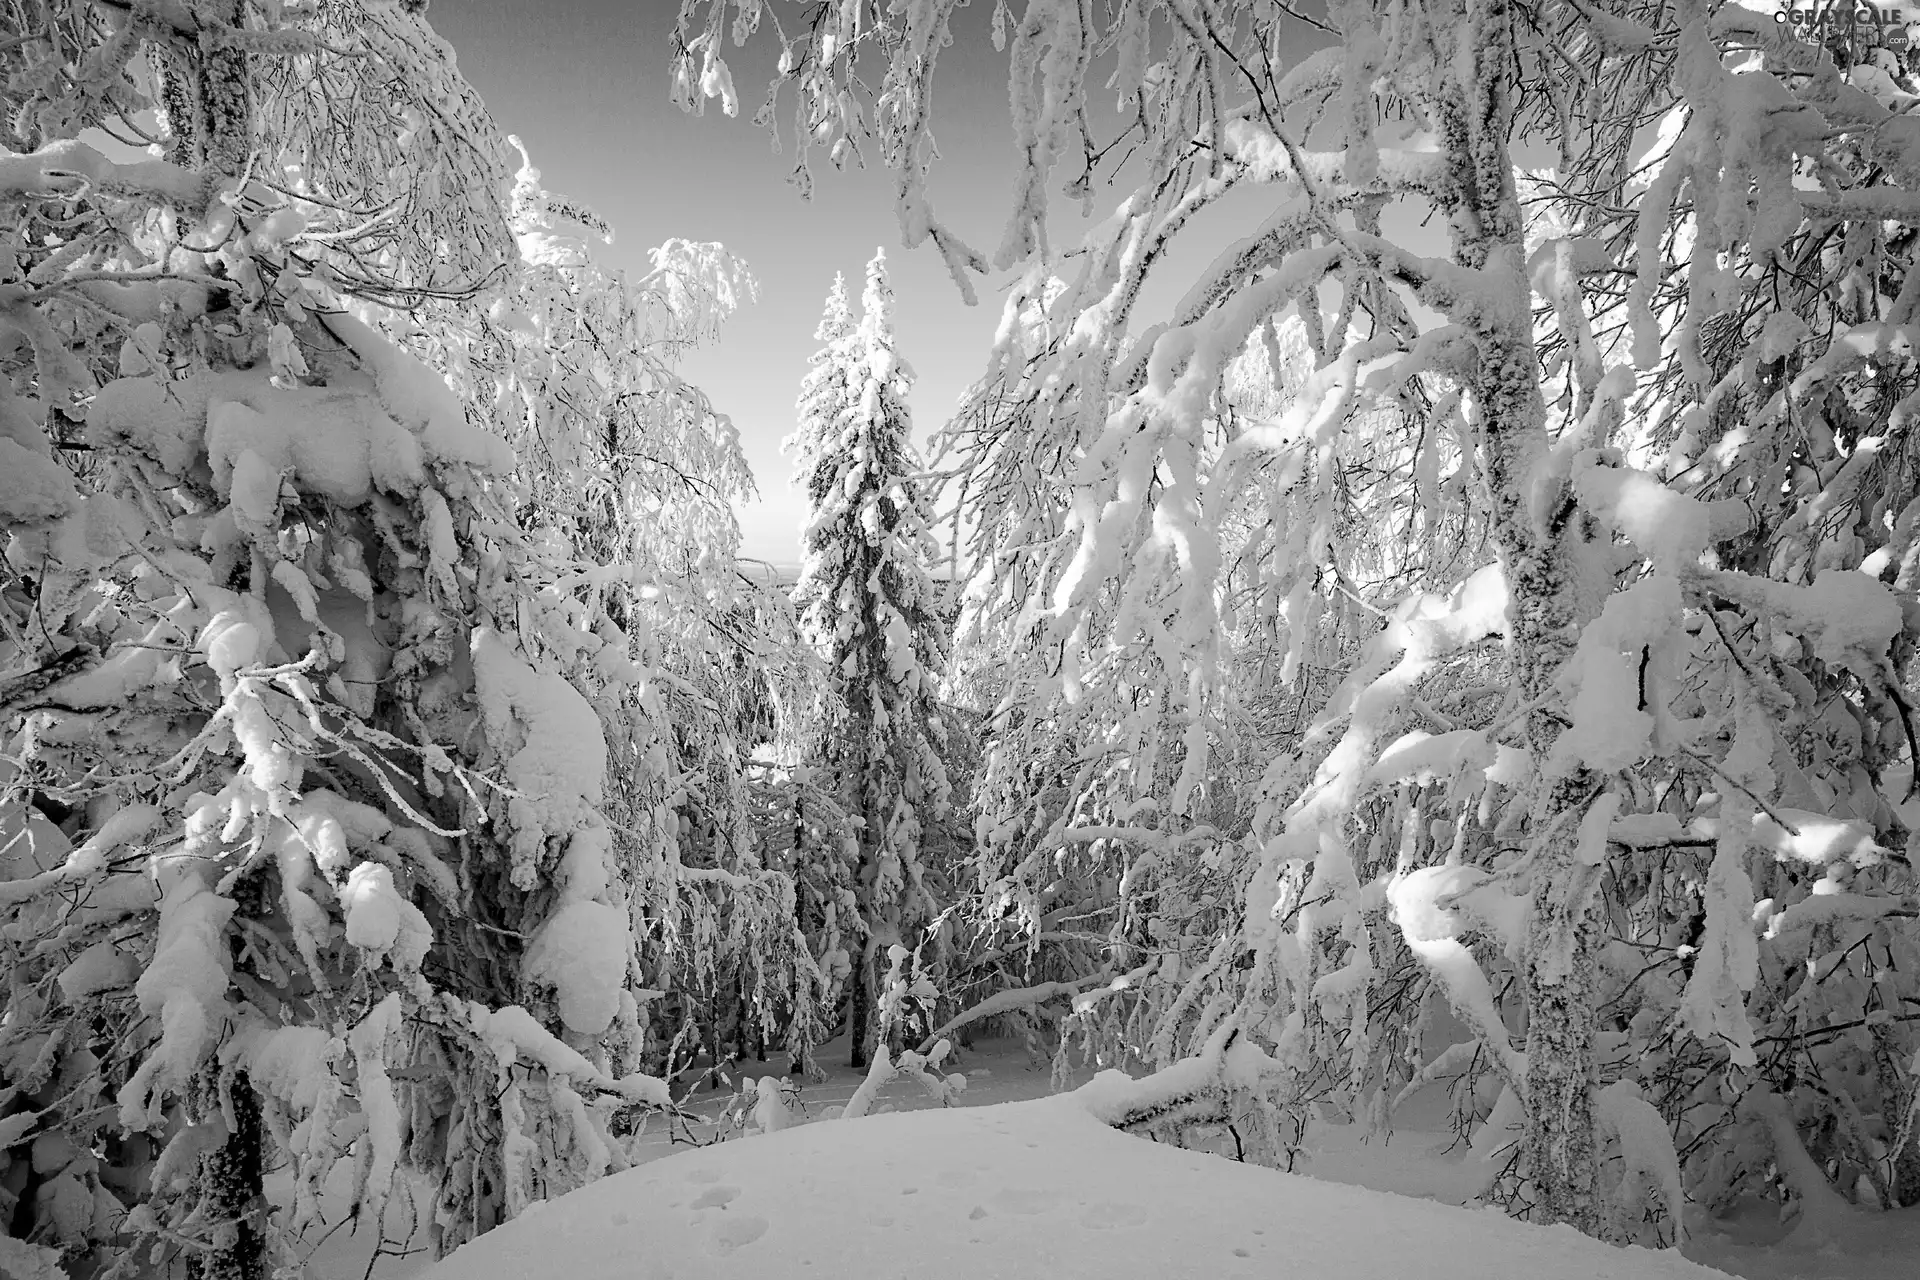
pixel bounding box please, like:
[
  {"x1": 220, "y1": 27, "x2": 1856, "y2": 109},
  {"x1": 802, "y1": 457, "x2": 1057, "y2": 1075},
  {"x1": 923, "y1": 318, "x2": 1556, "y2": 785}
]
[
  {"x1": 1, "y1": 4, "x2": 811, "y2": 1277},
  {"x1": 676, "y1": 0, "x2": 1920, "y2": 1241}
]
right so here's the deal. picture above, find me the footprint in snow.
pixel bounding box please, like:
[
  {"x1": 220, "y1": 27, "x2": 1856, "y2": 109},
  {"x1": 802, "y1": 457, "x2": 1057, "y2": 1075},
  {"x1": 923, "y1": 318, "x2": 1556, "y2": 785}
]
[
  {"x1": 690, "y1": 1185, "x2": 741, "y2": 1211},
  {"x1": 989, "y1": 1187, "x2": 1060, "y2": 1216},
  {"x1": 684, "y1": 1167, "x2": 722, "y2": 1184},
  {"x1": 706, "y1": 1214, "x2": 769, "y2": 1255}
]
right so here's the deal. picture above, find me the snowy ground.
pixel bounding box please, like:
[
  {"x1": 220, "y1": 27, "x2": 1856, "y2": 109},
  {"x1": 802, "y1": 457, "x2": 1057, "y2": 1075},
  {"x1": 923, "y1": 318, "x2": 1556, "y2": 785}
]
[
  {"x1": 420, "y1": 1090, "x2": 1723, "y2": 1280},
  {"x1": 296, "y1": 1035, "x2": 1920, "y2": 1280}
]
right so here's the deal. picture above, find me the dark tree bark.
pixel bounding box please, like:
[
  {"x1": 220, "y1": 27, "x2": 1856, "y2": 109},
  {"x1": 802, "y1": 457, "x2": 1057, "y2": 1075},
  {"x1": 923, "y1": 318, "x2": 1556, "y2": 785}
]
[
  {"x1": 847, "y1": 940, "x2": 878, "y2": 1071},
  {"x1": 195, "y1": 1072, "x2": 265, "y2": 1280},
  {"x1": 1874, "y1": 1024, "x2": 1920, "y2": 1207}
]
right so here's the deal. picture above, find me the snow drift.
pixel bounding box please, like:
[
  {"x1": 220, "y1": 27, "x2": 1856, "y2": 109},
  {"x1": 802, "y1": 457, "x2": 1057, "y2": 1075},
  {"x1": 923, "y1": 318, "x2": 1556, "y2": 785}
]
[{"x1": 420, "y1": 1093, "x2": 1731, "y2": 1280}]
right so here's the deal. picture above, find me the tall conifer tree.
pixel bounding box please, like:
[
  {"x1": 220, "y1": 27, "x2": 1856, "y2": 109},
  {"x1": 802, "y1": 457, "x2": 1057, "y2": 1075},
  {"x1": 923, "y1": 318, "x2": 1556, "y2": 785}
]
[{"x1": 787, "y1": 252, "x2": 950, "y2": 1068}]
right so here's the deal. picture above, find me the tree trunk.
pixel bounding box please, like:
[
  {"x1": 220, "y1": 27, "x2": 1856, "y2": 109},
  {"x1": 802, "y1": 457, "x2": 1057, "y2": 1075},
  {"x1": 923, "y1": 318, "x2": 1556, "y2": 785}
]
[
  {"x1": 1873, "y1": 1024, "x2": 1920, "y2": 1207},
  {"x1": 1520, "y1": 861, "x2": 1604, "y2": 1233},
  {"x1": 196, "y1": 1072, "x2": 265, "y2": 1280},
  {"x1": 1445, "y1": 0, "x2": 1603, "y2": 1230},
  {"x1": 848, "y1": 942, "x2": 876, "y2": 1071}
]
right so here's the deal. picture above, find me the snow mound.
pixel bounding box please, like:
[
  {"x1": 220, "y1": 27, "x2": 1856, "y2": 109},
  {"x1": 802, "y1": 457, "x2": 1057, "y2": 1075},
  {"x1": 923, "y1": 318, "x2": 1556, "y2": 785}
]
[{"x1": 421, "y1": 1095, "x2": 1731, "y2": 1280}]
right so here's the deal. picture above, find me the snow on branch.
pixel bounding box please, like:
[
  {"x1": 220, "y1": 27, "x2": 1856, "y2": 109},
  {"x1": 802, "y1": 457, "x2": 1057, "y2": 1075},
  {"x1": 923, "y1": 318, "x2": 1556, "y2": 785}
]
[
  {"x1": 1071, "y1": 1020, "x2": 1291, "y2": 1135},
  {"x1": 912, "y1": 966, "x2": 1152, "y2": 1055},
  {"x1": 1593, "y1": 1080, "x2": 1685, "y2": 1247},
  {"x1": 0, "y1": 1235, "x2": 69, "y2": 1280},
  {"x1": 471, "y1": 1004, "x2": 672, "y2": 1110},
  {"x1": 841, "y1": 1041, "x2": 964, "y2": 1120},
  {"x1": 1387, "y1": 867, "x2": 1528, "y2": 1096},
  {"x1": 0, "y1": 140, "x2": 208, "y2": 210}
]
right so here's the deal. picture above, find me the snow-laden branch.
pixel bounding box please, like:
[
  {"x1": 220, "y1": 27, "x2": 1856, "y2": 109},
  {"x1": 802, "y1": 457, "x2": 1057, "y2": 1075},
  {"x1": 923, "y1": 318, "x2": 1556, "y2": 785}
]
[
  {"x1": 471, "y1": 1004, "x2": 672, "y2": 1109},
  {"x1": 1593, "y1": 1081, "x2": 1685, "y2": 1246},
  {"x1": 0, "y1": 805, "x2": 160, "y2": 908},
  {"x1": 912, "y1": 960, "x2": 1159, "y2": 1055},
  {"x1": 0, "y1": 140, "x2": 208, "y2": 210},
  {"x1": 1070, "y1": 1020, "x2": 1290, "y2": 1134},
  {"x1": 841, "y1": 1041, "x2": 963, "y2": 1119},
  {"x1": 1742, "y1": 1087, "x2": 1863, "y2": 1244}
]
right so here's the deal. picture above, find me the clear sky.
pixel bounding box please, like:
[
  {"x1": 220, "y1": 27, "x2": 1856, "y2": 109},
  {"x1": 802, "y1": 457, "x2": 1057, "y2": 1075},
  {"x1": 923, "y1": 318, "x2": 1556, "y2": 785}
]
[{"x1": 428, "y1": 0, "x2": 1022, "y2": 567}]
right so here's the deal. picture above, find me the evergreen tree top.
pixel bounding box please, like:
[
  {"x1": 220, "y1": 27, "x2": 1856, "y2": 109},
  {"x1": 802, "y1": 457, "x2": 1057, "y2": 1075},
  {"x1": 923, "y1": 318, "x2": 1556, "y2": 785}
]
[
  {"x1": 815, "y1": 271, "x2": 854, "y2": 345},
  {"x1": 859, "y1": 248, "x2": 893, "y2": 343}
]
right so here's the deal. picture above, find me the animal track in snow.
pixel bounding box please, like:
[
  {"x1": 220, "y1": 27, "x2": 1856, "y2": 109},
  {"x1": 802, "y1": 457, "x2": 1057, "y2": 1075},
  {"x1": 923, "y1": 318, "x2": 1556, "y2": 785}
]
[
  {"x1": 689, "y1": 1185, "x2": 740, "y2": 1211},
  {"x1": 706, "y1": 1214, "x2": 768, "y2": 1255}
]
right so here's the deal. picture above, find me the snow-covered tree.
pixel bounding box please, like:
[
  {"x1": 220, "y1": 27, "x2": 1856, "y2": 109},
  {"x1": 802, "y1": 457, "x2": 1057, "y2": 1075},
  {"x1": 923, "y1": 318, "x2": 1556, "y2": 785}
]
[
  {"x1": 685, "y1": 0, "x2": 1920, "y2": 1244},
  {"x1": 410, "y1": 142, "x2": 827, "y2": 1094},
  {"x1": 786, "y1": 252, "x2": 951, "y2": 1069},
  {"x1": 0, "y1": 5, "x2": 807, "y2": 1278}
]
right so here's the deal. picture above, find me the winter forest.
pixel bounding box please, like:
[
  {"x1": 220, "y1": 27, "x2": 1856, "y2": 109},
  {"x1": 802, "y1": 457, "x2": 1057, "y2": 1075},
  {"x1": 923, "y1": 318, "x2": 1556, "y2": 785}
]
[{"x1": 3, "y1": 0, "x2": 1920, "y2": 1278}]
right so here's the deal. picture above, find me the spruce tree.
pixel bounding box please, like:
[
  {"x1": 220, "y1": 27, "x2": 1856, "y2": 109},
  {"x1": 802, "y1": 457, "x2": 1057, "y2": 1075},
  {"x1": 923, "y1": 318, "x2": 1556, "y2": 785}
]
[{"x1": 786, "y1": 253, "x2": 949, "y2": 1069}]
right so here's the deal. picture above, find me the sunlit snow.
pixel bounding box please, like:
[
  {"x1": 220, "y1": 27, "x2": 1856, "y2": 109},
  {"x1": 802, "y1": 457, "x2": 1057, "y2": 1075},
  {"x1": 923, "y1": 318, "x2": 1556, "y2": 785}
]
[{"x1": 423, "y1": 1090, "x2": 1723, "y2": 1280}]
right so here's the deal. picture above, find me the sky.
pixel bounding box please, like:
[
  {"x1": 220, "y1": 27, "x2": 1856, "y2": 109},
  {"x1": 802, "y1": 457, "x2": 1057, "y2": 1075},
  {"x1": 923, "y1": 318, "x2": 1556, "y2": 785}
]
[
  {"x1": 428, "y1": 1, "x2": 1026, "y2": 568},
  {"x1": 426, "y1": 3, "x2": 1356, "y2": 570}
]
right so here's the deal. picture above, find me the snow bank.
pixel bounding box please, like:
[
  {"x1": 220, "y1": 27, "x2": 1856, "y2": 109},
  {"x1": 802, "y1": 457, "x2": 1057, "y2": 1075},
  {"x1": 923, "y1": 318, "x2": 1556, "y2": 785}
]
[{"x1": 420, "y1": 1094, "x2": 1730, "y2": 1280}]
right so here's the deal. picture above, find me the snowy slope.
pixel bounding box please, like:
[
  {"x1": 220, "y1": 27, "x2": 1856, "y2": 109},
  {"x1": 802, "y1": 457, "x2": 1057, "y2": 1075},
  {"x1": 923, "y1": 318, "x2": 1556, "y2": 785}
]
[{"x1": 422, "y1": 1091, "x2": 1732, "y2": 1280}]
